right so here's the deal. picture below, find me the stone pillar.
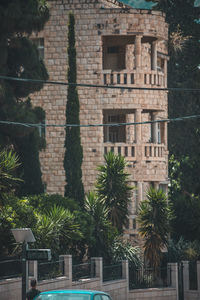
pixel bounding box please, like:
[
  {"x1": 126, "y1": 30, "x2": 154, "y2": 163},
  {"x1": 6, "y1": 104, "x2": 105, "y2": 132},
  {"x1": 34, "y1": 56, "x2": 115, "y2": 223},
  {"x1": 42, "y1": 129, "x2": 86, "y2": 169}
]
[
  {"x1": 135, "y1": 109, "x2": 142, "y2": 143},
  {"x1": 126, "y1": 44, "x2": 135, "y2": 70},
  {"x1": 135, "y1": 35, "x2": 142, "y2": 69},
  {"x1": 32, "y1": 261, "x2": 38, "y2": 281},
  {"x1": 137, "y1": 182, "x2": 143, "y2": 209},
  {"x1": 91, "y1": 257, "x2": 103, "y2": 283},
  {"x1": 60, "y1": 254, "x2": 72, "y2": 286},
  {"x1": 163, "y1": 121, "x2": 167, "y2": 146},
  {"x1": 152, "y1": 112, "x2": 158, "y2": 144},
  {"x1": 197, "y1": 261, "x2": 200, "y2": 296},
  {"x1": 168, "y1": 263, "x2": 179, "y2": 300},
  {"x1": 122, "y1": 260, "x2": 129, "y2": 298},
  {"x1": 151, "y1": 41, "x2": 157, "y2": 71},
  {"x1": 182, "y1": 261, "x2": 189, "y2": 291},
  {"x1": 126, "y1": 113, "x2": 135, "y2": 143},
  {"x1": 164, "y1": 59, "x2": 167, "y2": 87}
]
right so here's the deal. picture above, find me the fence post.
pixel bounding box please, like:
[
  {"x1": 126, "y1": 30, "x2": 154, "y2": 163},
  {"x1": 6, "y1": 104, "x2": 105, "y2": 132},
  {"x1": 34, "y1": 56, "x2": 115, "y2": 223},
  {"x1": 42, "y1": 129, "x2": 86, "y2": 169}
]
[
  {"x1": 33, "y1": 261, "x2": 38, "y2": 281},
  {"x1": 197, "y1": 261, "x2": 200, "y2": 297},
  {"x1": 91, "y1": 257, "x2": 103, "y2": 283},
  {"x1": 122, "y1": 260, "x2": 128, "y2": 280},
  {"x1": 59, "y1": 255, "x2": 72, "y2": 287},
  {"x1": 122, "y1": 260, "x2": 129, "y2": 299},
  {"x1": 182, "y1": 261, "x2": 189, "y2": 291},
  {"x1": 168, "y1": 263, "x2": 178, "y2": 300}
]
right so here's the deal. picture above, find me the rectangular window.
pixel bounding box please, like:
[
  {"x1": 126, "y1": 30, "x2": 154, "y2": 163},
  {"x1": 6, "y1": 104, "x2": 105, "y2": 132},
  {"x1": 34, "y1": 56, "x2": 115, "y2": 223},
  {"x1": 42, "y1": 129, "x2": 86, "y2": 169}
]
[{"x1": 107, "y1": 46, "x2": 119, "y2": 54}]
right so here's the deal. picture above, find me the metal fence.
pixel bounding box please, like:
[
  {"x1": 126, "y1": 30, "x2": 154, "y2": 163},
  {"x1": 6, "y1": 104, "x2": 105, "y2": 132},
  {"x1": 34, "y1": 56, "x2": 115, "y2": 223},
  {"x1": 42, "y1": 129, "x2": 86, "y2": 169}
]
[
  {"x1": 189, "y1": 261, "x2": 198, "y2": 290},
  {"x1": 0, "y1": 259, "x2": 22, "y2": 280},
  {"x1": 38, "y1": 260, "x2": 64, "y2": 281},
  {"x1": 129, "y1": 266, "x2": 171, "y2": 289},
  {"x1": 103, "y1": 263, "x2": 123, "y2": 282},
  {"x1": 72, "y1": 262, "x2": 95, "y2": 281}
]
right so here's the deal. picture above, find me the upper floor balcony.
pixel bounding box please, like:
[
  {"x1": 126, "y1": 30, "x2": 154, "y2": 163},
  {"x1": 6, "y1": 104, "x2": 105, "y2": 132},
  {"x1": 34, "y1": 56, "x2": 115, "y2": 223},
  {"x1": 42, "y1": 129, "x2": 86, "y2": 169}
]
[
  {"x1": 100, "y1": 35, "x2": 168, "y2": 88},
  {"x1": 104, "y1": 142, "x2": 166, "y2": 164},
  {"x1": 103, "y1": 109, "x2": 168, "y2": 164}
]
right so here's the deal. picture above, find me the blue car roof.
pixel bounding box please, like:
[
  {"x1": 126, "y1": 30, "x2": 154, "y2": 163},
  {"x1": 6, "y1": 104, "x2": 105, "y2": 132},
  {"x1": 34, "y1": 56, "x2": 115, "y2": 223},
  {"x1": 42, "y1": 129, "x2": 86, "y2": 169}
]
[{"x1": 40, "y1": 290, "x2": 109, "y2": 295}]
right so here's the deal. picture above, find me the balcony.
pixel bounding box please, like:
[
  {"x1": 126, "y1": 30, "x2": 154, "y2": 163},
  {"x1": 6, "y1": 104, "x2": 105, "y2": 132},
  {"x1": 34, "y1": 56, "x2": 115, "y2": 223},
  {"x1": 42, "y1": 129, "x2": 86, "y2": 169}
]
[
  {"x1": 144, "y1": 143, "x2": 166, "y2": 162},
  {"x1": 104, "y1": 143, "x2": 136, "y2": 161},
  {"x1": 102, "y1": 70, "x2": 166, "y2": 88},
  {"x1": 104, "y1": 143, "x2": 166, "y2": 162}
]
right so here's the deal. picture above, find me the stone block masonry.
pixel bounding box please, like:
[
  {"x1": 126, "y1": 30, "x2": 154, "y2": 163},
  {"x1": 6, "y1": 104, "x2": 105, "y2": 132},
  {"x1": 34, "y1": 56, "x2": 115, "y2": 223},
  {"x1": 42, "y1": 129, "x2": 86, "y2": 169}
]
[{"x1": 31, "y1": 0, "x2": 169, "y2": 237}]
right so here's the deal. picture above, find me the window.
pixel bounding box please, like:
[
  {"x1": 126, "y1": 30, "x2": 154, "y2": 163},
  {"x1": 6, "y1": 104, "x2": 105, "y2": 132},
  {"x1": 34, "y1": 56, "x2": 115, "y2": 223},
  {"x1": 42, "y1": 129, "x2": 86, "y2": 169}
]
[
  {"x1": 32, "y1": 38, "x2": 44, "y2": 60},
  {"x1": 104, "y1": 114, "x2": 126, "y2": 143},
  {"x1": 159, "y1": 183, "x2": 168, "y2": 194},
  {"x1": 132, "y1": 218, "x2": 136, "y2": 230},
  {"x1": 107, "y1": 46, "x2": 119, "y2": 54}
]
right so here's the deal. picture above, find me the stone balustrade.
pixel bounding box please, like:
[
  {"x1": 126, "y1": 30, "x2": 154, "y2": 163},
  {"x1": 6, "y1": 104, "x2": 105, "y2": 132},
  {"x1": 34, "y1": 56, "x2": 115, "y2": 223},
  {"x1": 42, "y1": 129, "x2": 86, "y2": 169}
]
[
  {"x1": 104, "y1": 142, "x2": 166, "y2": 162},
  {"x1": 102, "y1": 70, "x2": 166, "y2": 87},
  {"x1": 104, "y1": 143, "x2": 136, "y2": 161},
  {"x1": 144, "y1": 143, "x2": 166, "y2": 161}
]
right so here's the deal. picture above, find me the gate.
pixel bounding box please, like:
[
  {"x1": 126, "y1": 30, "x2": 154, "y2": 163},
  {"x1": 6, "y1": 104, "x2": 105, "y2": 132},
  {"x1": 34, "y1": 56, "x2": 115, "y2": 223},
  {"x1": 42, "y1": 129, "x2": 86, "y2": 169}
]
[{"x1": 178, "y1": 262, "x2": 184, "y2": 300}]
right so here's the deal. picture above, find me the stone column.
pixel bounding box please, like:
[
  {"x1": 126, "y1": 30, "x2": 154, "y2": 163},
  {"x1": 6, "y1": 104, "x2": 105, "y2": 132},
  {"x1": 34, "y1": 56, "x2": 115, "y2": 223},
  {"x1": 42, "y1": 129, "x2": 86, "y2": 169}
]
[
  {"x1": 135, "y1": 109, "x2": 142, "y2": 143},
  {"x1": 152, "y1": 112, "x2": 158, "y2": 144},
  {"x1": 60, "y1": 254, "x2": 72, "y2": 286},
  {"x1": 91, "y1": 257, "x2": 103, "y2": 283},
  {"x1": 163, "y1": 120, "x2": 167, "y2": 146},
  {"x1": 197, "y1": 261, "x2": 200, "y2": 296},
  {"x1": 168, "y1": 263, "x2": 179, "y2": 300},
  {"x1": 164, "y1": 59, "x2": 167, "y2": 87},
  {"x1": 151, "y1": 41, "x2": 157, "y2": 71},
  {"x1": 32, "y1": 261, "x2": 38, "y2": 281},
  {"x1": 182, "y1": 261, "x2": 189, "y2": 291},
  {"x1": 122, "y1": 260, "x2": 129, "y2": 298},
  {"x1": 126, "y1": 44, "x2": 135, "y2": 70},
  {"x1": 126, "y1": 113, "x2": 135, "y2": 143},
  {"x1": 137, "y1": 182, "x2": 143, "y2": 210},
  {"x1": 135, "y1": 35, "x2": 142, "y2": 69}
]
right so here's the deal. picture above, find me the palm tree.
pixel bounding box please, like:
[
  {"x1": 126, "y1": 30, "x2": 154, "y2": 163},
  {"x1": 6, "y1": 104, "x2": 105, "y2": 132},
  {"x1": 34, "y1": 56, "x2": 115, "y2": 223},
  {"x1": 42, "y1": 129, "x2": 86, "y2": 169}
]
[
  {"x1": 34, "y1": 205, "x2": 82, "y2": 257},
  {"x1": 0, "y1": 149, "x2": 22, "y2": 206},
  {"x1": 137, "y1": 187, "x2": 172, "y2": 270},
  {"x1": 84, "y1": 191, "x2": 115, "y2": 259},
  {"x1": 96, "y1": 151, "x2": 133, "y2": 233}
]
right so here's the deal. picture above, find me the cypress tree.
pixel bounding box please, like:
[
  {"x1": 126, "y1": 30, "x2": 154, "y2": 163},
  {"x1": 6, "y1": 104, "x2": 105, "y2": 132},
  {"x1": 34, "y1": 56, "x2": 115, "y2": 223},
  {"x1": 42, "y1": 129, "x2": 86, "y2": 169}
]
[{"x1": 64, "y1": 13, "x2": 84, "y2": 206}]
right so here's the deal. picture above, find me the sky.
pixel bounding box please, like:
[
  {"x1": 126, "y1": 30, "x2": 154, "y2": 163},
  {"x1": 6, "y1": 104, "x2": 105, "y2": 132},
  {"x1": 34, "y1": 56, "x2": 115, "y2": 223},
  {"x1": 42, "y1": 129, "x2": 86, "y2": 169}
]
[{"x1": 120, "y1": 0, "x2": 200, "y2": 9}]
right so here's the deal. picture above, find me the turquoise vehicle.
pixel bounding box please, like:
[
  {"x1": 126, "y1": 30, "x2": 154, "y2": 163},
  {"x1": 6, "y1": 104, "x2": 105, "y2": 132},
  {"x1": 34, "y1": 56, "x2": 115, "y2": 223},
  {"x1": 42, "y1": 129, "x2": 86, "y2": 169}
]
[{"x1": 34, "y1": 290, "x2": 112, "y2": 300}]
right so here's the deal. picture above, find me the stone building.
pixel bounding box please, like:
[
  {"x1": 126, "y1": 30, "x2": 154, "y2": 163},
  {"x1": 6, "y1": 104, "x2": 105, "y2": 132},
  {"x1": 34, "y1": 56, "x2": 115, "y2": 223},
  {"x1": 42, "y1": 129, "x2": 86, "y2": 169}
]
[{"x1": 31, "y1": 0, "x2": 169, "y2": 238}]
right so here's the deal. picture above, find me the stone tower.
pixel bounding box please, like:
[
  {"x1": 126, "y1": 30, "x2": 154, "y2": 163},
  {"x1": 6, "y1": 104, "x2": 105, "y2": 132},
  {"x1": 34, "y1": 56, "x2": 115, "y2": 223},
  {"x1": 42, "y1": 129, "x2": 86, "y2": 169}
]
[{"x1": 31, "y1": 0, "x2": 169, "y2": 238}]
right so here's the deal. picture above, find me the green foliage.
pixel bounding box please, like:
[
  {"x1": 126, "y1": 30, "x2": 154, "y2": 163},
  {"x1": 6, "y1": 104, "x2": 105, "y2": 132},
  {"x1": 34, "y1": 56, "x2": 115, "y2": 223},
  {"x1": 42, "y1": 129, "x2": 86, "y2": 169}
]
[
  {"x1": 137, "y1": 188, "x2": 172, "y2": 269},
  {"x1": 111, "y1": 237, "x2": 143, "y2": 268},
  {"x1": 0, "y1": 0, "x2": 49, "y2": 195},
  {"x1": 0, "y1": 196, "x2": 37, "y2": 256},
  {"x1": 168, "y1": 238, "x2": 200, "y2": 262},
  {"x1": 84, "y1": 191, "x2": 117, "y2": 261},
  {"x1": 96, "y1": 151, "x2": 133, "y2": 233},
  {"x1": 34, "y1": 205, "x2": 82, "y2": 257},
  {"x1": 0, "y1": 149, "x2": 22, "y2": 206},
  {"x1": 64, "y1": 12, "x2": 84, "y2": 206},
  {"x1": 28, "y1": 193, "x2": 79, "y2": 213}
]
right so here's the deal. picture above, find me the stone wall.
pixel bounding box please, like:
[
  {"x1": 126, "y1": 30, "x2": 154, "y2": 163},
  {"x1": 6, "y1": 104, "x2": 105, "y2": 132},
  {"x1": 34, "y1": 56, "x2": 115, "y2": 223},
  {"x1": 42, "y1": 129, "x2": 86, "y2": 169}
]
[
  {"x1": 0, "y1": 256, "x2": 177, "y2": 300},
  {"x1": 31, "y1": 0, "x2": 169, "y2": 196}
]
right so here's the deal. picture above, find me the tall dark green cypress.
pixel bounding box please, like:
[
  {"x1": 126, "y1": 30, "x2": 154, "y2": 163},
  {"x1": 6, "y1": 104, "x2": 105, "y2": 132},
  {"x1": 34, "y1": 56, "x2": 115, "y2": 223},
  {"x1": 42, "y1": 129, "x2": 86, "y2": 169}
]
[{"x1": 64, "y1": 13, "x2": 84, "y2": 206}]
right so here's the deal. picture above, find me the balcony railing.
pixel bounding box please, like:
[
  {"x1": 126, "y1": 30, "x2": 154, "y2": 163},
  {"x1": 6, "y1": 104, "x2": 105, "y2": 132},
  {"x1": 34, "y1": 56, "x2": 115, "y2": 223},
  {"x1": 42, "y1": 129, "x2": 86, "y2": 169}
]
[
  {"x1": 104, "y1": 143, "x2": 136, "y2": 161},
  {"x1": 104, "y1": 143, "x2": 166, "y2": 162},
  {"x1": 102, "y1": 70, "x2": 166, "y2": 88},
  {"x1": 144, "y1": 144, "x2": 165, "y2": 161}
]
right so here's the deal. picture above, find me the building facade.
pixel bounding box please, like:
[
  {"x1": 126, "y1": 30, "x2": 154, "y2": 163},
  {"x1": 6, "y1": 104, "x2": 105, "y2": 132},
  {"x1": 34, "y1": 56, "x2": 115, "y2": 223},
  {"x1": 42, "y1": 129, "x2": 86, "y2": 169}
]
[{"x1": 31, "y1": 0, "x2": 169, "y2": 238}]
